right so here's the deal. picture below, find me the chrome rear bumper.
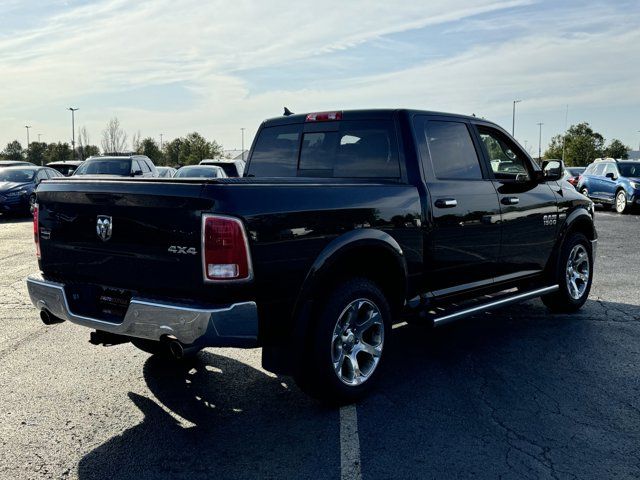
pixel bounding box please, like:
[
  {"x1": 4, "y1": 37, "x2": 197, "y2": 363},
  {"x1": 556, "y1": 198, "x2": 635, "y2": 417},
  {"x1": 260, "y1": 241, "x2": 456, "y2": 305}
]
[{"x1": 26, "y1": 275, "x2": 258, "y2": 347}]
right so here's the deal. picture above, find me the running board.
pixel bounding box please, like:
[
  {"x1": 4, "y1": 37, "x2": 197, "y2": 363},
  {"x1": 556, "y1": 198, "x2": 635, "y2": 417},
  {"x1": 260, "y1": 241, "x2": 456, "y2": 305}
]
[{"x1": 432, "y1": 285, "x2": 559, "y2": 326}]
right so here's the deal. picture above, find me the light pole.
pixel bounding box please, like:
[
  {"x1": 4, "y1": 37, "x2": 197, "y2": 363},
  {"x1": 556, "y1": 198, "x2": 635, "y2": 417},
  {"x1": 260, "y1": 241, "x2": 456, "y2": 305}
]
[
  {"x1": 37, "y1": 133, "x2": 43, "y2": 142},
  {"x1": 512, "y1": 100, "x2": 521, "y2": 137},
  {"x1": 537, "y1": 122, "x2": 544, "y2": 161},
  {"x1": 241, "y1": 128, "x2": 245, "y2": 160},
  {"x1": 160, "y1": 133, "x2": 164, "y2": 150},
  {"x1": 25, "y1": 125, "x2": 31, "y2": 159},
  {"x1": 68, "y1": 107, "x2": 79, "y2": 160},
  {"x1": 562, "y1": 105, "x2": 569, "y2": 164}
]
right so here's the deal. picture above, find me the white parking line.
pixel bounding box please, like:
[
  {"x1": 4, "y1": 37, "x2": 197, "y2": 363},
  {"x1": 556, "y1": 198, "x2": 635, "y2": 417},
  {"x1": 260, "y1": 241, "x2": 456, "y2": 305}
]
[{"x1": 340, "y1": 404, "x2": 363, "y2": 480}]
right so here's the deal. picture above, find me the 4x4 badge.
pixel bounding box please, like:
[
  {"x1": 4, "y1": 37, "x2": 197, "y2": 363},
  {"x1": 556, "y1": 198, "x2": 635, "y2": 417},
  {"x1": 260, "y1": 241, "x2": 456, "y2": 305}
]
[{"x1": 96, "y1": 215, "x2": 113, "y2": 241}]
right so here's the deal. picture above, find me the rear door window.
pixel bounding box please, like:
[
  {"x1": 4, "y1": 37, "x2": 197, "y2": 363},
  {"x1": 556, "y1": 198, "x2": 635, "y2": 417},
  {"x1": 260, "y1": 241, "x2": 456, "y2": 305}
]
[
  {"x1": 418, "y1": 120, "x2": 483, "y2": 180},
  {"x1": 247, "y1": 125, "x2": 301, "y2": 177},
  {"x1": 592, "y1": 164, "x2": 606, "y2": 176},
  {"x1": 298, "y1": 120, "x2": 400, "y2": 178}
]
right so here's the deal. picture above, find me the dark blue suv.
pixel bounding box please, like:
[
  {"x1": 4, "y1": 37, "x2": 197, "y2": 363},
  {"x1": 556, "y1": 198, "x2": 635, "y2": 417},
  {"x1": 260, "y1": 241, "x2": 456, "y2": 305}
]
[{"x1": 577, "y1": 159, "x2": 640, "y2": 214}]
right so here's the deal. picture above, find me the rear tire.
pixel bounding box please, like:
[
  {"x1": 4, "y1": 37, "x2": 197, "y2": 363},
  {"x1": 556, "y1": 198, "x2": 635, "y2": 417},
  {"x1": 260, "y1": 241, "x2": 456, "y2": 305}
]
[
  {"x1": 542, "y1": 232, "x2": 593, "y2": 313},
  {"x1": 294, "y1": 278, "x2": 391, "y2": 404}
]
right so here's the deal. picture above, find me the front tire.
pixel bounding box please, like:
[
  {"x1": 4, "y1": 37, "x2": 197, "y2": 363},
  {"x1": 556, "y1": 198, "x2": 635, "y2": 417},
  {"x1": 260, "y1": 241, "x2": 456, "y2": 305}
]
[
  {"x1": 615, "y1": 190, "x2": 628, "y2": 214},
  {"x1": 542, "y1": 232, "x2": 593, "y2": 312},
  {"x1": 294, "y1": 278, "x2": 391, "y2": 404}
]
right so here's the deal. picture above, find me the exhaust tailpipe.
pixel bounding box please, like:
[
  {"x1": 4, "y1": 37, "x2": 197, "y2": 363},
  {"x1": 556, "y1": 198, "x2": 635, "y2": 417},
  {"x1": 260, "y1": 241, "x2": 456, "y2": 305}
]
[
  {"x1": 167, "y1": 339, "x2": 184, "y2": 360},
  {"x1": 40, "y1": 309, "x2": 64, "y2": 325}
]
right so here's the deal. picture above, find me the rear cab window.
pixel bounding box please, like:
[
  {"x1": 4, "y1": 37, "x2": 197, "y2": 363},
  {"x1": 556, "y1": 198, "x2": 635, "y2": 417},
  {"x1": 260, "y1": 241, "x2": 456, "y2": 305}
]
[{"x1": 246, "y1": 118, "x2": 401, "y2": 179}]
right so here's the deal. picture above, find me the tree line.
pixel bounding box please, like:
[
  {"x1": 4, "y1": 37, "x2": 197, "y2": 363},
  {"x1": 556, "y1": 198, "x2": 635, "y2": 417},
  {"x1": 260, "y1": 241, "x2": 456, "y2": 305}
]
[
  {"x1": 0, "y1": 117, "x2": 225, "y2": 166},
  {"x1": 544, "y1": 123, "x2": 631, "y2": 166}
]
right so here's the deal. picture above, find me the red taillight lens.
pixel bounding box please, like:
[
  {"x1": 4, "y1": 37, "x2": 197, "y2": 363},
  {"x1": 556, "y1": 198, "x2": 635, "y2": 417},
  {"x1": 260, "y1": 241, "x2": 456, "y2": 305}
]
[
  {"x1": 33, "y1": 204, "x2": 40, "y2": 259},
  {"x1": 202, "y1": 215, "x2": 252, "y2": 282},
  {"x1": 305, "y1": 111, "x2": 342, "y2": 122}
]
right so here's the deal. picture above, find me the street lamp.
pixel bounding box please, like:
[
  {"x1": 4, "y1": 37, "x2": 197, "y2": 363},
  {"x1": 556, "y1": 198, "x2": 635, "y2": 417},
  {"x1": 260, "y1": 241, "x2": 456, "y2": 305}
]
[
  {"x1": 37, "y1": 133, "x2": 43, "y2": 142},
  {"x1": 512, "y1": 100, "x2": 521, "y2": 137},
  {"x1": 68, "y1": 107, "x2": 79, "y2": 160},
  {"x1": 160, "y1": 133, "x2": 164, "y2": 150},
  {"x1": 25, "y1": 125, "x2": 31, "y2": 159},
  {"x1": 241, "y1": 128, "x2": 245, "y2": 160},
  {"x1": 537, "y1": 122, "x2": 544, "y2": 161}
]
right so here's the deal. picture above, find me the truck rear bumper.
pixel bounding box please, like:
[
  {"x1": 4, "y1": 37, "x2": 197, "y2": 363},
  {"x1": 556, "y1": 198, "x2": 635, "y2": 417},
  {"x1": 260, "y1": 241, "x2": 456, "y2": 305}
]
[{"x1": 26, "y1": 274, "x2": 258, "y2": 348}]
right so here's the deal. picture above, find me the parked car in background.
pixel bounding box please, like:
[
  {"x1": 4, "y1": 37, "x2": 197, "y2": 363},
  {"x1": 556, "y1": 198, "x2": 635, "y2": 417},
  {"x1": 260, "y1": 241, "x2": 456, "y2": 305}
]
[
  {"x1": 156, "y1": 166, "x2": 177, "y2": 178},
  {"x1": 0, "y1": 166, "x2": 62, "y2": 215},
  {"x1": 577, "y1": 158, "x2": 640, "y2": 213},
  {"x1": 47, "y1": 160, "x2": 83, "y2": 177},
  {"x1": 174, "y1": 165, "x2": 227, "y2": 178},
  {"x1": 73, "y1": 155, "x2": 158, "y2": 177},
  {"x1": 0, "y1": 160, "x2": 34, "y2": 167},
  {"x1": 199, "y1": 159, "x2": 245, "y2": 177},
  {"x1": 563, "y1": 166, "x2": 585, "y2": 189}
]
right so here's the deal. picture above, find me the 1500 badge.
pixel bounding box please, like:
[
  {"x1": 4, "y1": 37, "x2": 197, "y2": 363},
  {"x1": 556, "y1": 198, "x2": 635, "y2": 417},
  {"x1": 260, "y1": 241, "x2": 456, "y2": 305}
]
[
  {"x1": 543, "y1": 214, "x2": 557, "y2": 226},
  {"x1": 168, "y1": 246, "x2": 197, "y2": 255}
]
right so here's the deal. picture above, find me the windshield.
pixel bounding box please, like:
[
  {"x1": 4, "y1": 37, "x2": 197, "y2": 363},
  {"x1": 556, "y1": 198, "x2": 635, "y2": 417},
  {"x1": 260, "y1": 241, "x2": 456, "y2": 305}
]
[
  {"x1": 0, "y1": 169, "x2": 35, "y2": 183},
  {"x1": 174, "y1": 166, "x2": 226, "y2": 178},
  {"x1": 618, "y1": 163, "x2": 640, "y2": 178},
  {"x1": 74, "y1": 159, "x2": 132, "y2": 176}
]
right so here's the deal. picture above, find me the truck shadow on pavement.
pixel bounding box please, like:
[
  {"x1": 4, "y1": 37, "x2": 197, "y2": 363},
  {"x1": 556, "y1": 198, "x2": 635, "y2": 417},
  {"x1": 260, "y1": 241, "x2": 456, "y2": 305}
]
[
  {"x1": 77, "y1": 298, "x2": 640, "y2": 480},
  {"x1": 78, "y1": 351, "x2": 340, "y2": 480}
]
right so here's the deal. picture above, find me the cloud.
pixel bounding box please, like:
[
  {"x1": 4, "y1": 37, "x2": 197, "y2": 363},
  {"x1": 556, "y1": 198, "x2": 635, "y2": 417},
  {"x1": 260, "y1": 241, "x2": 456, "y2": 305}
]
[{"x1": 0, "y1": 0, "x2": 638, "y2": 151}]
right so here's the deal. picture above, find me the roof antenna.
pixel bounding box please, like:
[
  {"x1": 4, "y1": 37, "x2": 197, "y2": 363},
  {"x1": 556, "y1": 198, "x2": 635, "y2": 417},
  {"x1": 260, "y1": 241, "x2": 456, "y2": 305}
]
[{"x1": 283, "y1": 107, "x2": 294, "y2": 116}]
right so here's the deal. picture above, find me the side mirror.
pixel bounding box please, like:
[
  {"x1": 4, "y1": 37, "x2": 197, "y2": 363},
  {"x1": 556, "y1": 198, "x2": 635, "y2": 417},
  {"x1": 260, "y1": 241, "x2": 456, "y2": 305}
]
[
  {"x1": 605, "y1": 172, "x2": 616, "y2": 180},
  {"x1": 540, "y1": 159, "x2": 563, "y2": 182},
  {"x1": 132, "y1": 169, "x2": 143, "y2": 176}
]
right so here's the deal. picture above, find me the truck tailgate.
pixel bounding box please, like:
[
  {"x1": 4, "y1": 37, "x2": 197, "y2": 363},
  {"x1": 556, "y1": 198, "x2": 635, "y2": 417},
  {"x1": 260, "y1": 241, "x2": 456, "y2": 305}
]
[{"x1": 36, "y1": 179, "x2": 214, "y2": 297}]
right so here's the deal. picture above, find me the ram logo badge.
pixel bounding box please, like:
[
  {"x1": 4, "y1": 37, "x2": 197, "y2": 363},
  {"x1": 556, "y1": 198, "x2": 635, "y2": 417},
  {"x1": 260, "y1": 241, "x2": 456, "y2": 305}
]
[
  {"x1": 543, "y1": 214, "x2": 557, "y2": 226},
  {"x1": 96, "y1": 216, "x2": 113, "y2": 241},
  {"x1": 168, "y1": 246, "x2": 197, "y2": 255}
]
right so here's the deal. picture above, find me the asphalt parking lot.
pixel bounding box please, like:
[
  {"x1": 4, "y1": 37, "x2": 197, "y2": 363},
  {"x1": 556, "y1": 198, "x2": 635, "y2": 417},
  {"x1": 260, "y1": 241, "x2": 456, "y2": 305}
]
[{"x1": 1, "y1": 210, "x2": 639, "y2": 479}]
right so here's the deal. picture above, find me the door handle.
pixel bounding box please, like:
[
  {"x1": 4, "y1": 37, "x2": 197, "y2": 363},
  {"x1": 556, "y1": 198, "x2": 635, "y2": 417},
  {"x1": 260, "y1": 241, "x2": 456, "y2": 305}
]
[
  {"x1": 501, "y1": 196, "x2": 519, "y2": 205},
  {"x1": 435, "y1": 198, "x2": 457, "y2": 208}
]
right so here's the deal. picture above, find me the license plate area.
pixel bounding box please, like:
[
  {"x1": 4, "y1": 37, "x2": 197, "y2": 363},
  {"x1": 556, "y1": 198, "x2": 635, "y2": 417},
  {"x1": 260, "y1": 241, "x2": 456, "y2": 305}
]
[
  {"x1": 64, "y1": 284, "x2": 133, "y2": 323},
  {"x1": 97, "y1": 288, "x2": 132, "y2": 320}
]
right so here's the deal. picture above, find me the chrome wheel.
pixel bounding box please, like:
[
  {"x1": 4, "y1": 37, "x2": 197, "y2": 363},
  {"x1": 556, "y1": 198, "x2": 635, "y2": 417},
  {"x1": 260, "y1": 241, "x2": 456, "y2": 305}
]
[
  {"x1": 331, "y1": 299, "x2": 384, "y2": 386},
  {"x1": 565, "y1": 244, "x2": 589, "y2": 300},
  {"x1": 615, "y1": 191, "x2": 626, "y2": 213}
]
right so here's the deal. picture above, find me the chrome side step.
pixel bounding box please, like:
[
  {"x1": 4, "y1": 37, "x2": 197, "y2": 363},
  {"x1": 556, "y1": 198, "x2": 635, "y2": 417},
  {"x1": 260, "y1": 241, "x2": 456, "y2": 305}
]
[{"x1": 432, "y1": 285, "x2": 559, "y2": 326}]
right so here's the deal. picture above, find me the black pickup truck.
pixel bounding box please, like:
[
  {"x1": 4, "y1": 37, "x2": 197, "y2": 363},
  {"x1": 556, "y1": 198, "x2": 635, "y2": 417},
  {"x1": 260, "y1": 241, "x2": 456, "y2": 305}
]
[{"x1": 27, "y1": 109, "x2": 596, "y2": 402}]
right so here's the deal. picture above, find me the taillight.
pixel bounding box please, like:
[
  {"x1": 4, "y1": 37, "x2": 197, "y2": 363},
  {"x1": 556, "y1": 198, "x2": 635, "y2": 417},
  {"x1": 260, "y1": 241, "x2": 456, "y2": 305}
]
[
  {"x1": 305, "y1": 111, "x2": 342, "y2": 122},
  {"x1": 202, "y1": 214, "x2": 252, "y2": 282},
  {"x1": 33, "y1": 204, "x2": 40, "y2": 259}
]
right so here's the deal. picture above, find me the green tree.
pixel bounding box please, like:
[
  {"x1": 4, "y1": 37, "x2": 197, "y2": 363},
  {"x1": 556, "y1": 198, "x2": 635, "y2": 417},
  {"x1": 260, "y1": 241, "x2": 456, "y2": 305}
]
[
  {"x1": 163, "y1": 138, "x2": 184, "y2": 166},
  {"x1": 603, "y1": 139, "x2": 630, "y2": 159},
  {"x1": 544, "y1": 123, "x2": 605, "y2": 166},
  {"x1": 27, "y1": 141, "x2": 47, "y2": 165},
  {"x1": 43, "y1": 142, "x2": 72, "y2": 163},
  {"x1": 163, "y1": 133, "x2": 223, "y2": 166},
  {"x1": 1, "y1": 140, "x2": 24, "y2": 161},
  {"x1": 136, "y1": 137, "x2": 164, "y2": 165},
  {"x1": 77, "y1": 145, "x2": 100, "y2": 160}
]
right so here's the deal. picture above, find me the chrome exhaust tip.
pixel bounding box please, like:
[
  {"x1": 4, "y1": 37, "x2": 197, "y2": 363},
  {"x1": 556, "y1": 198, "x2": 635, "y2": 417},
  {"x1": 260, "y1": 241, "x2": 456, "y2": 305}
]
[
  {"x1": 167, "y1": 339, "x2": 184, "y2": 360},
  {"x1": 40, "y1": 309, "x2": 64, "y2": 325}
]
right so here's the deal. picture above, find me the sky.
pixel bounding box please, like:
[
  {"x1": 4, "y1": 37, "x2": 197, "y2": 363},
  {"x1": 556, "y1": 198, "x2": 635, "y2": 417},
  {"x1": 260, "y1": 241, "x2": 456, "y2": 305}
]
[{"x1": 1, "y1": 0, "x2": 639, "y2": 155}]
